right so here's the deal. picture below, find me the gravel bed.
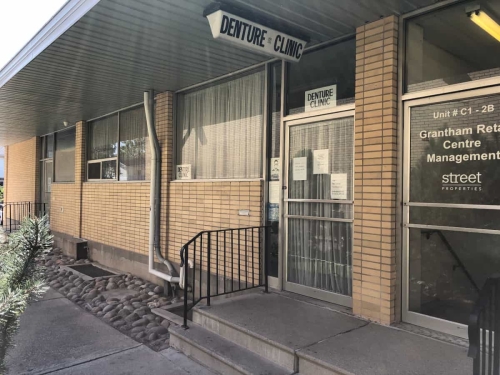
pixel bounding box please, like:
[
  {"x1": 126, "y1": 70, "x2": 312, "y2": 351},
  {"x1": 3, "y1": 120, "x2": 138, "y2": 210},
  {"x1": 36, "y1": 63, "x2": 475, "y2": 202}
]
[{"x1": 41, "y1": 248, "x2": 175, "y2": 352}]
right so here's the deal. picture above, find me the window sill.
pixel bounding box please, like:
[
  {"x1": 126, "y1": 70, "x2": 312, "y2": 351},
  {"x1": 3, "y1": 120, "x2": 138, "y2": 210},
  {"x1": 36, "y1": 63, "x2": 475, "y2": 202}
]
[
  {"x1": 84, "y1": 180, "x2": 149, "y2": 184},
  {"x1": 171, "y1": 178, "x2": 264, "y2": 183}
]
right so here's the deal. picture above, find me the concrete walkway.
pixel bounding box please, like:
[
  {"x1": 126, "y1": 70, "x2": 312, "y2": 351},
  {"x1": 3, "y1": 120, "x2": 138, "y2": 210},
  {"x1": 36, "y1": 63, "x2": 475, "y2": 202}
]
[{"x1": 5, "y1": 288, "x2": 216, "y2": 375}]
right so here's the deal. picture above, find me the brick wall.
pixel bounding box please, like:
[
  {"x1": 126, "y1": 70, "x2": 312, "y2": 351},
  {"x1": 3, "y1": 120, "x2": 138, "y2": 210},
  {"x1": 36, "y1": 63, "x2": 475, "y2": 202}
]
[
  {"x1": 81, "y1": 182, "x2": 150, "y2": 255},
  {"x1": 156, "y1": 91, "x2": 264, "y2": 278},
  {"x1": 5, "y1": 137, "x2": 39, "y2": 203},
  {"x1": 166, "y1": 181, "x2": 263, "y2": 264},
  {"x1": 353, "y1": 16, "x2": 399, "y2": 325},
  {"x1": 51, "y1": 184, "x2": 79, "y2": 237}
]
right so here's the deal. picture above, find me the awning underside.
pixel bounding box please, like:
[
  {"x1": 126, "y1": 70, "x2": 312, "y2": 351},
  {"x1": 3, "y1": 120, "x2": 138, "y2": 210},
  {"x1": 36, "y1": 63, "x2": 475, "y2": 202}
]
[{"x1": 0, "y1": 0, "x2": 436, "y2": 146}]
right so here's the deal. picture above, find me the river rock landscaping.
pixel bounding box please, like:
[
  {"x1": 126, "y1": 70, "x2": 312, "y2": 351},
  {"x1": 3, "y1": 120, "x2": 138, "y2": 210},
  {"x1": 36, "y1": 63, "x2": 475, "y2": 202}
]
[{"x1": 42, "y1": 248, "x2": 174, "y2": 351}]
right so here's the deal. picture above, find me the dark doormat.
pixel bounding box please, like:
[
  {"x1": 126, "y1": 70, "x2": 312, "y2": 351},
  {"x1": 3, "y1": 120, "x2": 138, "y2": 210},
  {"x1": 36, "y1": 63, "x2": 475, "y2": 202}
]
[{"x1": 67, "y1": 264, "x2": 116, "y2": 278}]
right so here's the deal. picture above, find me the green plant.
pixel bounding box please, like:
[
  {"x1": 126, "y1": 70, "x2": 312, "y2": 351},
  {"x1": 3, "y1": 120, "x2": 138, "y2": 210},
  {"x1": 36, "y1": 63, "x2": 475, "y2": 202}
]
[
  {"x1": 0, "y1": 216, "x2": 53, "y2": 372},
  {"x1": 0, "y1": 186, "x2": 3, "y2": 203}
]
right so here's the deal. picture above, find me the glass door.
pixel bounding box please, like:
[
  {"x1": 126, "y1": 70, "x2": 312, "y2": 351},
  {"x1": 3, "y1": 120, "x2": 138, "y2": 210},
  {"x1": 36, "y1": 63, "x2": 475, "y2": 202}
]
[
  {"x1": 403, "y1": 86, "x2": 500, "y2": 338},
  {"x1": 283, "y1": 111, "x2": 354, "y2": 306}
]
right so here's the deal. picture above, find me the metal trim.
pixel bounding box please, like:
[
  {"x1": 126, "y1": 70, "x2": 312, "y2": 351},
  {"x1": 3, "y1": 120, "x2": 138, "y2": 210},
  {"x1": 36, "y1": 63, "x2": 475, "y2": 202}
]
[
  {"x1": 285, "y1": 199, "x2": 353, "y2": 204},
  {"x1": 402, "y1": 77, "x2": 500, "y2": 101},
  {"x1": 284, "y1": 282, "x2": 352, "y2": 307},
  {"x1": 283, "y1": 104, "x2": 355, "y2": 122},
  {"x1": 86, "y1": 101, "x2": 144, "y2": 123},
  {"x1": 403, "y1": 311, "x2": 468, "y2": 339},
  {"x1": 282, "y1": 111, "x2": 355, "y2": 306},
  {"x1": 407, "y1": 202, "x2": 500, "y2": 211},
  {"x1": 406, "y1": 223, "x2": 500, "y2": 235},
  {"x1": 286, "y1": 215, "x2": 353, "y2": 223},
  {"x1": 170, "y1": 178, "x2": 264, "y2": 183},
  {"x1": 175, "y1": 62, "x2": 270, "y2": 94}
]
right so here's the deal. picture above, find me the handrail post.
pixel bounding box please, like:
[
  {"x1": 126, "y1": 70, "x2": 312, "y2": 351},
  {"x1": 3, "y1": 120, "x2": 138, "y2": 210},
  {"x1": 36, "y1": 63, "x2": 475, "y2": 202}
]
[
  {"x1": 207, "y1": 232, "x2": 211, "y2": 307},
  {"x1": 264, "y1": 226, "x2": 269, "y2": 293},
  {"x1": 182, "y1": 245, "x2": 189, "y2": 329}
]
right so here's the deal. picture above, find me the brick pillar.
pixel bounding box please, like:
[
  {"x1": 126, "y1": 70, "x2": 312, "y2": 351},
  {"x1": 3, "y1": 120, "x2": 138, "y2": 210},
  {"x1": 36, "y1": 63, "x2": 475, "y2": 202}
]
[
  {"x1": 352, "y1": 16, "x2": 399, "y2": 325},
  {"x1": 155, "y1": 92, "x2": 174, "y2": 260},
  {"x1": 75, "y1": 121, "x2": 86, "y2": 237}
]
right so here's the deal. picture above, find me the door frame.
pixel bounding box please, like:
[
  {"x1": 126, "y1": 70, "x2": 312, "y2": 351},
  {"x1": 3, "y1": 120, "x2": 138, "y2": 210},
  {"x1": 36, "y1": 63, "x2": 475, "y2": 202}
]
[
  {"x1": 402, "y1": 85, "x2": 500, "y2": 338},
  {"x1": 282, "y1": 108, "x2": 355, "y2": 307}
]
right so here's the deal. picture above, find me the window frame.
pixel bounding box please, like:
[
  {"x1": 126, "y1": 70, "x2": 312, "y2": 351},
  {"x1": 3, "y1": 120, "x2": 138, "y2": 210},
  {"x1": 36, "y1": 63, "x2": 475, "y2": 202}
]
[
  {"x1": 173, "y1": 66, "x2": 267, "y2": 181},
  {"x1": 86, "y1": 106, "x2": 148, "y2": 182}
]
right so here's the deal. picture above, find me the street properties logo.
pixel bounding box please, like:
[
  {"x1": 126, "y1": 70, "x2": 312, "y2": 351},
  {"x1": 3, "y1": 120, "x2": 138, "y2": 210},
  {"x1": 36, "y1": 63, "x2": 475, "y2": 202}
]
[{"x1": 441, "y1": 172, "x2": 482, "y2": 192}]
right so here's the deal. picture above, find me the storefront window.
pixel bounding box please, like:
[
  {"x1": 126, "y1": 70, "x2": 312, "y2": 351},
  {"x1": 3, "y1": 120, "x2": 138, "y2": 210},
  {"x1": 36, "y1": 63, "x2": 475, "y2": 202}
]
[
  {"x1": 176, "y1": 69, "x2": 265, "y2": 179},
  {"x1": 286, "y1": 39, "x2": 355, "y2": 115},
  {"x1": 54, "y1": 128, "x2": 75, "y2": 182},
  {"x1": 407, "y1": 93, "x2": 500, "y2": 325},
  {"x1": 87, "y1": 106, "x2": 148, "y2": 181},
  {"x1": 405, "y1": 0, "x2": 500, "y2": 93}
]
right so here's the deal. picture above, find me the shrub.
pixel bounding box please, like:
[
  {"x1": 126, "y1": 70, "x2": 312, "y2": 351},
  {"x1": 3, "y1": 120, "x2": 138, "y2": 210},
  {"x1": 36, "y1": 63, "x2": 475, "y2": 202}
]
[{"x1": 0, "y1": 216, "x2": 53, "y2": 371}]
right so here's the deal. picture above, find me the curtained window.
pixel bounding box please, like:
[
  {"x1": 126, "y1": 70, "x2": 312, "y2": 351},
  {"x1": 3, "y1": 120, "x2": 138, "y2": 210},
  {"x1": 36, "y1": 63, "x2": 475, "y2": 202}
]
[
  {"x1": 176, "y1": 70, "x2": 265, "y2": 179},
  {"x1": 119, "y1": 107, "x2": 149, "y2": 181},
  {"x1": 87, "y1": 106, "x2": 148, "y2": 181},
  {"x1": 54, "y1": 128, "x2": 75, "y2": 182}
]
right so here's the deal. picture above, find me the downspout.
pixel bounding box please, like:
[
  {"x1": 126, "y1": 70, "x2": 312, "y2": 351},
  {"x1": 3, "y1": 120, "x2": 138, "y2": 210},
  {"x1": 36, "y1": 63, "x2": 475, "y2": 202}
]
[{"x1": 144, "y1": 90, "x2": 180, "y2": 284}]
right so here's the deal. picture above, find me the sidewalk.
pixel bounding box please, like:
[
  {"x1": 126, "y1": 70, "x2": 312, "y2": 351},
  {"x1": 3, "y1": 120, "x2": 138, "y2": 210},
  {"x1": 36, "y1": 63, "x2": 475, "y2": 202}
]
[{"x1": 5, "y1": 288, "x2": 216, "y2": 375}]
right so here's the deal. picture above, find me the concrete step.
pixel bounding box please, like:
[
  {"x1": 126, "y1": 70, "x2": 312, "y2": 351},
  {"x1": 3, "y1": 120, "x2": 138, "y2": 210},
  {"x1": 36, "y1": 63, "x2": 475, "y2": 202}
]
[
  {"x1": 169, "y1": 322, "x2": 293, "y2": 375},
  {"x1": 193, "y1": 308, "x2": 297, "y2": 372}
]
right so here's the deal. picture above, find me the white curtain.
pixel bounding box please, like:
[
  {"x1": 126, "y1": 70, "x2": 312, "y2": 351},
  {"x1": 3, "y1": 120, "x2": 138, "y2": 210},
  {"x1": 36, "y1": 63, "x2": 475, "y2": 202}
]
[
  {"x1": 177, "y1": 70, "x2": 265, "y2": 179},
  {"x1": 119, "y1": 107, "x2": 149, "y2": 181},
  {"x1": 287, "y1": 117, "x2": 354, "y2": 296}
]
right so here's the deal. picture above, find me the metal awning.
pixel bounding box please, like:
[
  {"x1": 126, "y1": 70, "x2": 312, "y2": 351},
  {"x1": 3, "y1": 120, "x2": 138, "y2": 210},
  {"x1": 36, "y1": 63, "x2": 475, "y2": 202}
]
[{"x1": 0, "y1": 0, "x2": 437, "y2": 146}]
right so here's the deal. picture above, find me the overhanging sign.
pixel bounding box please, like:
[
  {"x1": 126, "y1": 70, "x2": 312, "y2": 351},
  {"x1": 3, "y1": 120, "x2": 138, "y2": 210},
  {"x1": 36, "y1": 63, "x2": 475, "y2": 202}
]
[{"x1": 205, "y1": 9, "x2": 307, "y2": 63}]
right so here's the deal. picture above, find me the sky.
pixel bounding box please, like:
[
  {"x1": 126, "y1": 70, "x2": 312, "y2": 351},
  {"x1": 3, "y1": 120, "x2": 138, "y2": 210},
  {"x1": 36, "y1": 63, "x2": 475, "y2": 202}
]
[{"x1": 0, "y1": 0, "x2": 68, "y2": 70}]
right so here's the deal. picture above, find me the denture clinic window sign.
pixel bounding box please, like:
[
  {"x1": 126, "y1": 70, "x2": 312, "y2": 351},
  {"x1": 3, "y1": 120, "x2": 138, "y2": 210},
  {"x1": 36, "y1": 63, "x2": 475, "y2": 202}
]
[
  {"x1": 305, "y1": 85, "x2": 336, "y2": 112},
  {"x1": 204, "y1": 9, "x2": 307, "y2": 63},
  {"x1": 410, "y1": 95, "x2": 500, "y2": 205}
]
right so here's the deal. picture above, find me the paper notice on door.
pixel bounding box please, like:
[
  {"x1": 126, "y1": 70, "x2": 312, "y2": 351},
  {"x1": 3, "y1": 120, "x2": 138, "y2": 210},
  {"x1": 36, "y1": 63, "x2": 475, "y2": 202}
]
[
  {"x1": 313, "y1": 149, "x2": 329, "y2": 174},
  {"x1": 331, "y1": 173, "x2": 347, "y2": 200},
  {"x1": 293, "y1": 157, "x2": 307, "y2": 180},
  {"x1": 270, "y1": 158, "x2": 280, "y2": 181},
  {"x1": 269, "y1": 181, "x2": 280, "y2": 204}
]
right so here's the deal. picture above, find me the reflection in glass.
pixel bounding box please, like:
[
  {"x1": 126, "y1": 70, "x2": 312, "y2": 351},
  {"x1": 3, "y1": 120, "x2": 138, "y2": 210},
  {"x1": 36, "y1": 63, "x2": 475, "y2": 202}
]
[
  {"x1": 54, "y1": 128, "x2": 75, "y2": 182},
  {"x1": 409, "y1": 95, "x2": 500, "y2": 206},
  {"x1": 119, "y1": 107, "x2": 148, "y2": 181},
  {"x1": 88, "y1": 163, "x2": 100, "y2": 180},
  {"x1": 102, "y1": 160, "x2": 116, "y2": 180},
  {"x1": 405, "y1": 0, "x2": 500, "y2": 92},
  {"x1": 88, "y1": 115, "x2": 118, "y2": 160},
  {"x1": 409, "y1": 228, "x2": 500, "y2": 325},
  {"x1": 287, "y1": 40, "x2": 355, "y2": 115}
]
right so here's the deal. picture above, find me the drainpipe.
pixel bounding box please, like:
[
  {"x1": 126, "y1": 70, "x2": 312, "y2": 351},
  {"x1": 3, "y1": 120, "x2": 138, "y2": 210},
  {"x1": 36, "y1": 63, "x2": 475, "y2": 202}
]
[{"x1": 144, "y1": 90, "x2": 180, "y2": 284}]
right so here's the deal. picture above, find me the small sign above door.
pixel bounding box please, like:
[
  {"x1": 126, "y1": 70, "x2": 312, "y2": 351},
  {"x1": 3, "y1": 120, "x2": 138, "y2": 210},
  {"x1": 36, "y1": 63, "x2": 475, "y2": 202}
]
[
  {"x1": 204, "y1": 8, "x2": 307, "y2": 63},
  {"x1": 305, "y1": 85, "x2": 337, "y2": 112}
]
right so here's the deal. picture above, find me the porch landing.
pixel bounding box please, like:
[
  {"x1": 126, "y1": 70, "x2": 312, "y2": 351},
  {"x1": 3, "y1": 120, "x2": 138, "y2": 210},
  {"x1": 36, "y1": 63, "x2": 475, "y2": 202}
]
[{"x1": 185, "y1": 291, "x2": 472, "y2": 375}]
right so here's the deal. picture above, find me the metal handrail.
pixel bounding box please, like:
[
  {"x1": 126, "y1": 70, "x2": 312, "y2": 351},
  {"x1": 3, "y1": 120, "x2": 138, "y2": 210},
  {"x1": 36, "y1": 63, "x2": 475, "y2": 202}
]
[
  {"x1": 2, "y1": 202, "x2": 49, "y2": 233},
  {"x1": 468, "y1": 274, "x2": 500, "y2": 375},
  {"x1": 179, "y1": 225, "x2": 270, "y2": 328}
]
